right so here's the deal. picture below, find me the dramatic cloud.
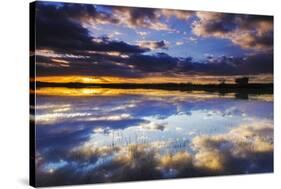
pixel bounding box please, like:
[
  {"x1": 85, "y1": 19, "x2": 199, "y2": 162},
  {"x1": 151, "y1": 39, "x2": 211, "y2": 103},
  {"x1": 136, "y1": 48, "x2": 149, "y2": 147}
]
[
  {"x1": 35, "y1": 48, "x2": 273, "y2": 78},
  {"x1": 111, "y1": 7, "x2": 171, "y2": 31},
  {"x1": 34, "y1": 2, "x2": 273, "y2": 81},
  {"x1": 36, "y1": 2, "x2": 194, "y2": 35},
  {"x1": 192, "y1": 12, "x2": 273, "y2": 51},
  {"x1": 196, "y1": 53, "x2": 273, "y2": 75},
  {"x1": 108, "y1": 7, "x2": 193, "y2": 31},
  {"x1": 36, "y1": 3, "x2": 148, "y2": 54},
  {"x1": 127, "y1": 53, "x2": 178, "y2": 73},
  {"x1": 159, "y1": 9, "x2": 194, "y2": 20}
]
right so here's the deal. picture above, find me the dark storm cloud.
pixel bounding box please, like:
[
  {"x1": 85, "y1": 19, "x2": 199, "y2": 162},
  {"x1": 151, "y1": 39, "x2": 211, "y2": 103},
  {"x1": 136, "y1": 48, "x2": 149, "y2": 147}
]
[
  {"x1": 36, "y1": 49, "x2": 273, "y2": 77},
  {"x1": 108, "y1": 6, "x2": 194, "y2": 30},
  {"x1": 34, "y1": 2, "x2": 273, "y2": 78},
  {"x1": 193, "y1": 12, "x2": 273, "y2": 51},
  {"x1": 177, "y1": 53, "x2": 273, "y2": 76},
  {"x1": 128, "y1": 53, "x2": 177, "y2": 72},
  {"x1": 199, "y1": 14, "x2": 237, "y2": 33},
  {"x1": 35, "y1": 3, "x2": 148, "y2": 54},
  {"x1": 36, "y1": 54, "x2": 144, "y2": 77},
  {"x1": 234, "y1": 53, "x2": 273, "y2": 74},
  {"x1": 113, "y1": 6, "x2": 158, "y2": 26},
  {"x1": 36, "y1": 51, "x2": 180, "y2": 77}
]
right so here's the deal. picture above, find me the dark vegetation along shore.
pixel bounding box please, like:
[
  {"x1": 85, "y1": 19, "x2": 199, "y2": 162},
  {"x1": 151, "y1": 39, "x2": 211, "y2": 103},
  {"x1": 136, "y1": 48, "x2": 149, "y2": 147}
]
[{"x1": 34, "y1": 81, "x2": 273, "y2": 98}]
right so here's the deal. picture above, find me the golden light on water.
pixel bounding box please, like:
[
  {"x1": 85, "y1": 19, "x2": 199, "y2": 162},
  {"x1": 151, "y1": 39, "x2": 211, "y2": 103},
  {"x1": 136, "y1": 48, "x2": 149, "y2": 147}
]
[
  {"x1": 33, "y1": 87, "x2": 214, "y2": 97},
  {"x1": 33, "y1": 87, "x2": 103, "y2": 96},
  {"x1": 32, "y1": 87, "x2": 273, "y2": 102},
  {"x1": 35, "y1": 74, "x2": 273, "y2": 84}
]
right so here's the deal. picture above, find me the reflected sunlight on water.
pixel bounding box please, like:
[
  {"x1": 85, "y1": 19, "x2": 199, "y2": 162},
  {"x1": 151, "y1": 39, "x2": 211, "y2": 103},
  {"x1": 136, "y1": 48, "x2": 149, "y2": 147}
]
[{"x1": 33, "y1": 87, "x2": 273, "y2": 101}]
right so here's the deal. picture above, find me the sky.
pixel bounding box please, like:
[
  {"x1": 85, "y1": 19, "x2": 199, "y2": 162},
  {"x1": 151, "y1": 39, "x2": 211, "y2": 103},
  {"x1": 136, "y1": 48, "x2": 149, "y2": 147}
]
[{"x1": 33, "y1": 1, "x2": 273, "y2": 84}]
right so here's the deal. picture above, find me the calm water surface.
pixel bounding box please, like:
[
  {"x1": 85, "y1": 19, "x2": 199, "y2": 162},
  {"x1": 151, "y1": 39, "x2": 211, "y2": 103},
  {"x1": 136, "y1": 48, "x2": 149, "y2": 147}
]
[{"x1": 34, "y1": 88, "x2": 273, "y2": 186}]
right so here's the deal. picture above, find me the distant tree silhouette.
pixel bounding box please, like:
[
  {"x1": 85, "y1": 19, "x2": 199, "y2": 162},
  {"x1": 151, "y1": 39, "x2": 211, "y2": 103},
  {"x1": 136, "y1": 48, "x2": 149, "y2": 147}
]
[{"x1": 235, "y1": 77, "x2": 249, "y2": 85}]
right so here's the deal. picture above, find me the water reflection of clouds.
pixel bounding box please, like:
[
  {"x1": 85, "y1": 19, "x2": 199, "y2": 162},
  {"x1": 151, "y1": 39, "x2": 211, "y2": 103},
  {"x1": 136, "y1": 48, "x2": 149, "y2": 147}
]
[
  {"x1": 36, "y1": 122, "x2": 273, "y2": 186},
  {"x1": 36, "y1": 94, "x2": 272, "y2": 126},
  {"x1": 35, "y1": 89, "x2": 273, "y2": 186}
]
